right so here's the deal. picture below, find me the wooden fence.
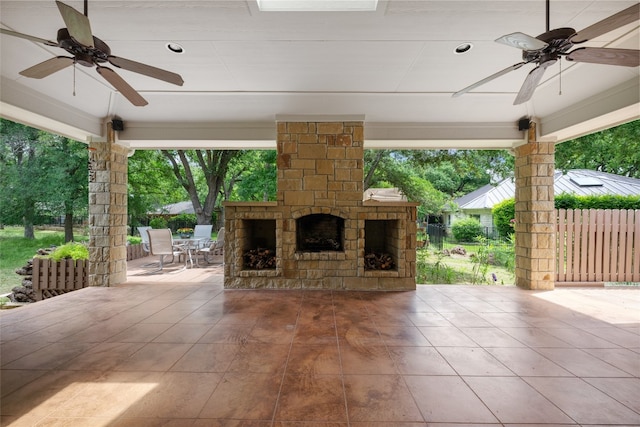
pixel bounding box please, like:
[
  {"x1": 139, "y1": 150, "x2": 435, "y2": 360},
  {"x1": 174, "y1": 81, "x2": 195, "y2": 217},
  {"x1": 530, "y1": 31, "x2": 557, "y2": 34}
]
[
  {"x1": 32, "y1": 258, "x2": 88, "y2": 300},
  {"x1": 31, "y1": 244, "x2": 149, "y2": 300},
  {"x1": 556, "y1": 209, "x2": 640, "y2": 285}
]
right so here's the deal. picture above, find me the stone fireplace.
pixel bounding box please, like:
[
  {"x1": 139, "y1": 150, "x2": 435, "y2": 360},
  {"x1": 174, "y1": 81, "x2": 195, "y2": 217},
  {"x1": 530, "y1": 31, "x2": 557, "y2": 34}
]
[{"x1": 224, "y1": 118, "x2": 417, "y2": 290}]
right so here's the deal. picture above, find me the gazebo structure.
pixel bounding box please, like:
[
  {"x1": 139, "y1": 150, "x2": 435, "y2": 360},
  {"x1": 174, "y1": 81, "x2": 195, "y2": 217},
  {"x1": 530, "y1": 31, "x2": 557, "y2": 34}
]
[{"x1": 1, "y1": 0, "x2": 638, "y2": 290}]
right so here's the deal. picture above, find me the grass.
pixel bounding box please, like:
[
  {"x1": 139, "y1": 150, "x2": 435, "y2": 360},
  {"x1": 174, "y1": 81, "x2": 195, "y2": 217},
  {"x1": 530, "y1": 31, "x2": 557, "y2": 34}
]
[
  {"x1": 0, "y1": 226, "x2": 89, "y2": 294},
  {"x1": 416, "y1": 247, "x2": 516, "y2": 286}
]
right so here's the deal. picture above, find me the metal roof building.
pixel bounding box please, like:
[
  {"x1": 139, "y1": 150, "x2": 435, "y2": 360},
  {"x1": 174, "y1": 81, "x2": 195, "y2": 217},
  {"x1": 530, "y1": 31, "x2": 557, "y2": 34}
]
[{"x1": 455, "y1": 169, "x2": 640, "y2": 211}]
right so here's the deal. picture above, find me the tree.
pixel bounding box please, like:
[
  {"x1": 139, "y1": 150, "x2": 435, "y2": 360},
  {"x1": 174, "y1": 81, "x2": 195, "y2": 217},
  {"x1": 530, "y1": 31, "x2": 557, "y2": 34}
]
[
  {"x1": 226, "y1": 150, "x2": 277, "y2": 202},
  {"x1": 128, "y1": 150, "x2": 184, "y2": 228},
  {"x1": 407, "y1": 149, "x2": 514, "y2": 196},
  {"x1": 161, "y1": 149, "x2": 239, "y2": 225},
  {"x1": 0, "y1": 120, "x2": 39, "y2": 238},
  {"x1": 0, "y1": 119, "x2": 88, "y2": 240},
  {"x1": 37, "y1": 132, "x2": 88, "y2": 242},
  {"x1": 556, "y1": 120, "x2": 640, "y2": 178},
  {"x1": 363, "y1": 150, "x2": 449, "y2": 218}
]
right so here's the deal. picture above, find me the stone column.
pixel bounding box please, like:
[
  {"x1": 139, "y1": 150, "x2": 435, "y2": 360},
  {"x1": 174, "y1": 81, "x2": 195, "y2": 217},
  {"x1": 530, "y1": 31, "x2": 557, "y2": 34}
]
[
  {"x1": 88, "y1": 123, "x2": 128, "y2": 287},
  {"x1": 514, "y1": 124, "x2": 556, "y2": 290}
]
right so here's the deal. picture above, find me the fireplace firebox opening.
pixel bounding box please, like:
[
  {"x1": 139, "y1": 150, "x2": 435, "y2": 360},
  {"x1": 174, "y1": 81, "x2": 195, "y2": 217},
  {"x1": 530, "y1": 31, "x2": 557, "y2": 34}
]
[
  {"x1": 364, "y1": 219, "x2": 399, "y2": 270},
  {"x1": 241, "y1": 219, "x2": 276, "y2": 270},
  {"x1": 296, "y1": 214, "x2": 344, "y2": 252}
]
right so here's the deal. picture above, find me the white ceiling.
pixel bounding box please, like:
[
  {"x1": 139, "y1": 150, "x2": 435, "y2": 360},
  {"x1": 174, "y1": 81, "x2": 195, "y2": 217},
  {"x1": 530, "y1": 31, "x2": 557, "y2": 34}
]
[{"x1": 1, "y1": 0, "x2": 638, "y2": 149}]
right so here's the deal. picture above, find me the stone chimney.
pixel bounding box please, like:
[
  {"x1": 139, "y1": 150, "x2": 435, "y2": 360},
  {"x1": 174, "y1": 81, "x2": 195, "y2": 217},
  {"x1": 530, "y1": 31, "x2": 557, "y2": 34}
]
[{"x1": 224, "y1": 117, "x2": 417, "y2": 290}]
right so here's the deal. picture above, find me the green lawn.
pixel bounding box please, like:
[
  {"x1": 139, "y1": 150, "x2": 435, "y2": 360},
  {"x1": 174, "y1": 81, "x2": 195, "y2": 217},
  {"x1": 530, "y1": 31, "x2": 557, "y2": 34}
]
[
  {"x1": 416, "y1": 247, "x2": 516, "y2": 285},
  {"x1": 0, "y1": 227, "x2": 88, "y2": 294}
]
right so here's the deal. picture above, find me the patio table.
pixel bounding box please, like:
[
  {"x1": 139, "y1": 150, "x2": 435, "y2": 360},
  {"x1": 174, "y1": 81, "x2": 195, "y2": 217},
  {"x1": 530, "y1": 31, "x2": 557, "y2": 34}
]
[{"x1": 173, "y1": 237, "x2": 205, "y2": 268}]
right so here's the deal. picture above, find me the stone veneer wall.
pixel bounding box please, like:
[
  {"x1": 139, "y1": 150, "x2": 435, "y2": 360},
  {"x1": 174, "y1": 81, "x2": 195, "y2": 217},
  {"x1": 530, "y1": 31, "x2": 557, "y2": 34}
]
[
  {"x1": 514, "y1": 139, "x2": 556, "y2": 290},
  {"x1": 88, "y1": 137, "x2": 128, "y2": 287},
  {"x1": 224, "y1": 120, "x2": 417, "y2": 290}
]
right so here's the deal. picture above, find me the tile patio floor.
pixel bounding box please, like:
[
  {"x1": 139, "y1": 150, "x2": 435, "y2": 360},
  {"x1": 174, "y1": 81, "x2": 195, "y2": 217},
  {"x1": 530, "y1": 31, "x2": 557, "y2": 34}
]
[{"x1": 1, "y1": 256, "x2": 639, "y2": 426}]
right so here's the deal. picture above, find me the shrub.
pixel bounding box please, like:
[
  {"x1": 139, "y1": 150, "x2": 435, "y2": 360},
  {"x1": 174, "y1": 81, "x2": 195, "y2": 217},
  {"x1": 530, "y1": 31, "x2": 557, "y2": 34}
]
[
  {"x1": 492, "y1": 198, "x2": 516, "y2": 237},
  {"x1": 149, "y1": 217, "x2": 168, "y2": 229},
  {"x1": 127, "y1": 236, "x2": 142, "y2": 245},
  {"x1": 555, "y1": 193, "x2": 640, "y2": 209},
  {"x1": 47, "y1": 242, "x2": 89, "y2": 261},
  {"x1": 451, "y1": 217, "x2": 484, "y2": 242},
  {"x1": 168, "y1": 213, "x2": 197, "y2": 231}
]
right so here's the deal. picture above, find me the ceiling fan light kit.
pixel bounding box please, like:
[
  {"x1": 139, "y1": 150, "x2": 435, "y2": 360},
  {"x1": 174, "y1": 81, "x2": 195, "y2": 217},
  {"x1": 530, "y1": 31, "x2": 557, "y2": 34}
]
[
  {"x1": 0, "y1": 0, "x2": 184, "y2": 107},
  {"x1": 453, "y1": 2, "x2": 640, "y2": 105}
]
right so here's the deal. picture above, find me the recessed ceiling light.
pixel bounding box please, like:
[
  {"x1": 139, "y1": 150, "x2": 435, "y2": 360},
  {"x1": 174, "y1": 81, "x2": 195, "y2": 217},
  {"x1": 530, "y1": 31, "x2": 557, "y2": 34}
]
[
  {"x1": 454, "y1": 43, "x2": 473, "y2": 54},
  {"x1": 166, "y1": 43, "x2": 184, "y2": 54},
  {"x1": 257, "y1": 0, "x2": 378, "y2": 12}
]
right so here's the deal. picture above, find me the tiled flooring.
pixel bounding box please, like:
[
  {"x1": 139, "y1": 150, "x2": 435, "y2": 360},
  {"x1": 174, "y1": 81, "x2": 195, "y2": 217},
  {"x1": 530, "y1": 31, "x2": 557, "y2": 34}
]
[{"x1": 1, "y1": 258, "x2": 639, "y2": 426}]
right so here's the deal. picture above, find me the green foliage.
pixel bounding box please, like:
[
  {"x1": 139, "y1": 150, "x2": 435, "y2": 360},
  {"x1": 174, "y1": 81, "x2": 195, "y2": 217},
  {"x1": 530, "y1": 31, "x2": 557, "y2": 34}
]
[
  {"x1": 149, "y1": 217, "x2": 168, "y2": 229},
  {"x1": 556, "y1": 120, "x2": 640, "y2": 178},
  {"x1": 416, "y1": 249, "x2": 458, "y2": 284},
  {"x1": 492, "y1": 198, "x2": 516, "y2": 237},
  {"x1": 128, "y1": 150, "x2": 185, "y2": 228},
  {"x1": 451, "y1": 217, "x2": 484, "y2": 242},
  {"x1": 127, "y1": 236, "x2": 142, "y2": 245},
  {"x1": 470, "y1": 236, "x2": 491, "y2": 284},
  {"x1": 168, "y1": 213, "x2": 197, "y2": 230},
  {"x1": 0, "y1": 119, "x2": 88, "y2": 240},
  {"x1": 47, "y1": 242, "x2": 89, "y2": 261},
  {"x1": 555, "y1": 193, "x2": 640, "y2": 210},
  {"x1": 364, "y1": 150, "x2": 449, "y2": 217},
  {"x1": 469, "y1": 235, "x2": 515, "y2": 284},
  {"x1": 228, "y1": 150, "x2": 277, "y2": 202}
]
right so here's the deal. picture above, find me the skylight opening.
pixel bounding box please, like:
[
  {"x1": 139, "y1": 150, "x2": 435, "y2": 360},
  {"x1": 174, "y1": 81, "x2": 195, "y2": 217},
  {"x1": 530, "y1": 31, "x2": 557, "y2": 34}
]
[
  {"x1": 570, "y1": 176, "x2": 603, "y2": 187},
  {"x1": 256, "y1": 0, "x2": 378, "y2": 12}
]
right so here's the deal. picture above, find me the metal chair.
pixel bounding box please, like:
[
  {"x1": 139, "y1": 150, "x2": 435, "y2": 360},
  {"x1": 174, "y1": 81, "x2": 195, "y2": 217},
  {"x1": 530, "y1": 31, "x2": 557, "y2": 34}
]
[
  {"x1": 193, "y1": 224, "x2": 213, "y2": 248},
  {"x1": 137, "y1": 226, "x2": 151, "y2": 254},
  {"x1": 197, "y1": 227, "x2": 224, "y2": 264},
  {"x1": 146, "y1": 228, "x2": 186, "y2": 272}
]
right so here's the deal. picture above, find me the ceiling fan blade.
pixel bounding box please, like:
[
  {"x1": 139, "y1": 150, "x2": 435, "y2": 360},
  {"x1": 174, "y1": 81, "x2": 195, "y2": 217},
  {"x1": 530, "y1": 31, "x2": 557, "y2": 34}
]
[
  {"x1": 571, "y1": 3, "x2": 640, "y2": 44},
  {"x1": 513, "y1": 61, "x2": 554, "y2": 105},
  {"x1": 96, "y1": 66, "x2": 148, "y2": 107},
  {"x1": 19, "y1": 56, "x2": 74, "y2": 79},
  {"x1": 108, "y1": 56, "x2": 184, "y2": 86},
  {"x1": 453, "y1": 62, "x2": 527, "y2": 98},
  {"x1": 567, "y1": 47, "x2": 640, "y2": 67},
  {"x1": 495, "y1": 32, "x2": 548, "y2": 51},
  {"x1": 55, "y1": 0, "x2": 94, "y2": 48},
  {"x1": 0, "y1": 28, "x2": 58, "y2": 47}
]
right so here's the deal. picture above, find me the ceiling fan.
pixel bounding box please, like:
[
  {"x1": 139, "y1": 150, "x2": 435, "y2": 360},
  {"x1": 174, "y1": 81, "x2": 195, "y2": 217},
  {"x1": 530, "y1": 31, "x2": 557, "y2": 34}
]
[
  {"x1": 0, "y1": 0, "x2": 184, "y2": 107},
  {"x1": 453, "y1": 1, "x2": 640, "y2": 105}
]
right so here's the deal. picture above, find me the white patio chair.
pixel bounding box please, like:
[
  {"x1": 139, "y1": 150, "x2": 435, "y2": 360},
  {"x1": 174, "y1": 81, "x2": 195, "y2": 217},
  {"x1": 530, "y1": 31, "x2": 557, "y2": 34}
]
[
  {"x1": 197, "y1": 227, "x2": 224, "y2": 264},
  {"x1": 193, "y1": 224, "x2": 213, "y2": 248},
  {"x1": 146, "y1": 228, "x2": 187, "y2": 272},
  {"x1": 137, "y1": 226, "x2": 151, "y2": 252}
]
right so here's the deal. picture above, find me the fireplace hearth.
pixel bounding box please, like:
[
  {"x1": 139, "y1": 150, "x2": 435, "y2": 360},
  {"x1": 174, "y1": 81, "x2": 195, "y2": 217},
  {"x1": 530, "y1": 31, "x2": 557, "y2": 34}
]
[{"x1": 224, "y1": 118, "x2": 417, "y2": 290}]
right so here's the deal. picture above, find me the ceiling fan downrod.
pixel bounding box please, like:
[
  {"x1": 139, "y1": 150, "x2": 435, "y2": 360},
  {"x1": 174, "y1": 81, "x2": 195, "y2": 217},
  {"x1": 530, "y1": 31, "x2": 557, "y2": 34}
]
[{"x1": 546, "y1": 0, "x2": 550, "y2": 32}]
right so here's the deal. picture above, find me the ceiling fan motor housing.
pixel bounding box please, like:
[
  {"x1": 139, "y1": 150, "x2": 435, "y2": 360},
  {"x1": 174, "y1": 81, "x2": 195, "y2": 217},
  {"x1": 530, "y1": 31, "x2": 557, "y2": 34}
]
[
  {"x1": 56, "y1": 28, "x2": 111, "y2": 66},
  {"x1": 523, "y1": 27, "x2": 575, "y2": 61}
]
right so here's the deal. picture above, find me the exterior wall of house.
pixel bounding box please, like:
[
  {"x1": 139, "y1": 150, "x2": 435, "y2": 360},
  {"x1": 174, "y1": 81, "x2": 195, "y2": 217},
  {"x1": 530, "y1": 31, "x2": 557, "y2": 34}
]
[{"x1": 446, "y1": 210, "x2": 495, "y2": 232}]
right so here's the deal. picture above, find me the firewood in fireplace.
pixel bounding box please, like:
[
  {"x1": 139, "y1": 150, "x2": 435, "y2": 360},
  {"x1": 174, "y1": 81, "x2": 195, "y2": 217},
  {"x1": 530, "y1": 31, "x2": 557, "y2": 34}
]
[
  {"x1": 243, "y1": 248, "x2": 276, "y2": 269},
  {"x1": 364, "y1": 251, "x2": 395, "y2": 270}
]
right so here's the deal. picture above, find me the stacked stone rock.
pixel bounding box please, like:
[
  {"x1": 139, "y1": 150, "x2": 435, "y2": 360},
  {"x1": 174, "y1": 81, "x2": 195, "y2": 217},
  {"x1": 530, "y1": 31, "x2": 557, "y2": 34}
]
[{"x1": 11, "y1": 247, "x2": 55, "y2": 303}]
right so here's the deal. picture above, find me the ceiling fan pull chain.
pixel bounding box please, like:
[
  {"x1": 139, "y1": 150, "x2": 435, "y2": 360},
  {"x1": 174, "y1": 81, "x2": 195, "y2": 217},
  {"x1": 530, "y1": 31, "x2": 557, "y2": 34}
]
[{"x1": 73, "y1": 61, "x2": 76, "y2": 97}]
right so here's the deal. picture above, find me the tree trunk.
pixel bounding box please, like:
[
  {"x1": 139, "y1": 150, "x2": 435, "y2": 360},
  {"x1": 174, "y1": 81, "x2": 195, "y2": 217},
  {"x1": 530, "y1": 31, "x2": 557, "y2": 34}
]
[
  {"x1": 64, "y1": 210, "x2": 74, "y2": 242},
  {"x1": 23, "y1": 197, "x2": 35, "y2": 239}
]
